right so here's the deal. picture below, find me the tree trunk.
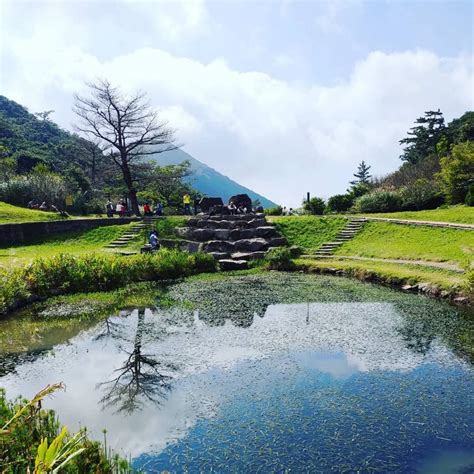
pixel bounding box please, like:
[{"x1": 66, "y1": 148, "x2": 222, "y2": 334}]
[{"x1": 121, "y1": 156, "x2": 141, "y2": 216}]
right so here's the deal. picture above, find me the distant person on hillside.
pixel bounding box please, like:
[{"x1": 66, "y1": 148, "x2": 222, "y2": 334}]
[
  {"x1": 183, "y1": 194, "x2": 191, "y2": 215},
  {"x1": 228, "y1": 202, "x2": 237, "y2": 215},
  {"x1": 143, "y1": 203, "x2": 152, "y2": 216},
  {"x1": 155, "y1": 201, "x2": 163, "y2": 216},
  {"x1": 106, "y1": 200, "x2": 114, "y2": 218},
  {"x1": 39, "y1": 201, "x2": 48, "y2": 211},
  {"x1": 27, "y1": 200, "x2": 35, "y2": 209}
]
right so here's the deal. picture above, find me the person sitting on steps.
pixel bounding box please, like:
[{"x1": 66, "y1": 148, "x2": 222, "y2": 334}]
[{"x1": 149, "y1": 230, "x2": 159, "y2": 251}]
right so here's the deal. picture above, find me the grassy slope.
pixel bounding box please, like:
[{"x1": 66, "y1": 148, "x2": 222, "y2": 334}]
[
  {"x1": 356, "y1": 205, "x2": 474, "y2": 225},
  {"x1": 335, "y1": 222, "x2": 473, "y2": 265},
  {"x1": 121, "y1": 216, "x2": 189, "y2": 252},
  {"x1": 296, "y1": 258, "x2": 465, "y2": 292},
  {"x1": 0, "y1": 201, "x2": 63, "y2": 223},
  {"x1": 269, "y1": 216, "x2": 346, "y2": 252},
  {"x1": 0, "y1": 224, "x2": 131, "y2": 269}
]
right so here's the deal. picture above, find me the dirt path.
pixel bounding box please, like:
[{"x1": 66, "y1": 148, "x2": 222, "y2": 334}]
[
  {"x1": 301, "y1": 254, "x2": 464, "y2": 273},
  {"x1": 356, "y1": 216, "x2": 474, "y2": 230}
]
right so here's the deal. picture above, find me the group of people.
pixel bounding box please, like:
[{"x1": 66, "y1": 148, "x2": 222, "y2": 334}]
[
  {"x1": 106, "y1": 200, "x2": 164, "y2": 218},
  {"x1": 27, "y1": 200, "x2": 59, "y2": 213},
  {"x1": 228, "y1": 202, "x2": 249, "y2": 215}
]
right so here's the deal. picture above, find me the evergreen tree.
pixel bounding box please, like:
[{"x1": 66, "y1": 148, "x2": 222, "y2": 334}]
[
  {"x1": 399, "y1": 109, "x2": 445, "y2": 164},
  {"x1": 350, "y1": 161, "x2": 372, "y2": 185}
]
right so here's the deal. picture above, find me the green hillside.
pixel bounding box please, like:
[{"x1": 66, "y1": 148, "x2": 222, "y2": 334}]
[{"x1": 152, "y1": 148, "x2": 277, "y2": 208}]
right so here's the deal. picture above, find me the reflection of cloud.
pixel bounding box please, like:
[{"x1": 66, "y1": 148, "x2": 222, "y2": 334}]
[
  {"x1": 294, "y1": 352, "x2": 361, "y2": 378},
  {"x1": 0, "y1": 302, "x2": 464, "y2": 459}
]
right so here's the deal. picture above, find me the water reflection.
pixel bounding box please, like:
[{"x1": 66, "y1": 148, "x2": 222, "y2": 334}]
[
  {"x1": 0, "y1": 294, "x2": 473, "y2": 469},
  {"x1": 98, "y1": 309, "x2": 177, "y2": 413}
]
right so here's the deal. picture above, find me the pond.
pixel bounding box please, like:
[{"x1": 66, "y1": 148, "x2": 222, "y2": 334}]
[{"x1": 1, "y1": 273, "x2": 473, "y2": 473}]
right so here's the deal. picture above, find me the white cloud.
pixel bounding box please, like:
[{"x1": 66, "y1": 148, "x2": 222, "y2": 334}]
[{"x1": 0, "y1": 4, "x2": 472, "y2": 206}]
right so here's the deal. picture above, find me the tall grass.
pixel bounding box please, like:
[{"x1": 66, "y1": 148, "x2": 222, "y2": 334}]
[{"x1": 0, "y1": 249, "x2": 216, "y2": 315}]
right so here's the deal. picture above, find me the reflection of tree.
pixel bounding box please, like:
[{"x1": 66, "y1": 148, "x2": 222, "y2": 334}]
[
  {"x1": 198, "y1": 299, "x2": 270, "y2": 328},
  {"x1": 399, "y1": 320, "x2": 435, "y2": 356},
  {"x1": 98, "y1": 309, "x2": 178, "y2": 413}
]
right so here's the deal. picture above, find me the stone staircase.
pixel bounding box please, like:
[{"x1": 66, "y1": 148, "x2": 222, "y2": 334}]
[
  {"x1": 163, "y1": 213, "x2": 287, "y2": 270},
  {"x1": 105, "y1": 217, "x2": 155, "y2": 250},
  {"x1": 314, "y1": 218, "x2": 366, "y2": 257}
]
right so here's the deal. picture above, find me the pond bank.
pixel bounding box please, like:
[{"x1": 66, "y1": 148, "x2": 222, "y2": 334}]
[{"x1": 295, "y1": 257, "x2": 472, "y2": 305}]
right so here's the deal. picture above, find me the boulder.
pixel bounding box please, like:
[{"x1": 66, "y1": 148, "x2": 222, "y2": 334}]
[
  {"x1": 229, "y1": 193, "x2": 252, "y2": 211},
  {"x1": 254, "y1": 226, "x2": 278, "y2": 238},
  {"x1": 234, "y1": 238, "x2": 269, "y2": 252},
  {"x1": 214, "y1": 229, "x2": 230, "y2": 240},
  {"x1": 175, "y1": 227, "x2": 192, "y2": 238},
  {"x1": 191, "y1": 228, "x2": 215, "y2": 242},
  {"x1": 219, "y1": 259, "x2": 249, "y2": 271},
  {"x1": 229, "y1": 228, "x2": 256, "y2": 240},
  {"x1": 199, "y1": 197, "x2": 224, "y2": 212},
  {"x1": 231, "y1": 251, "x2": 266, "y2": 261},
  {"x1": 209, "y1": 204, "x2": 230, "y2": 216},
  {"x1": 248, "y1": 218, "x2": 267, "y2": 228},
  {"x1": 203, "y1": 240, "x2": 235, "y2": 253},
  {"x1": 180, "y1": 240, "x2": 202, "y2": 253},
  {"x1": 209, "y1": 252, "x2": 229, "y2": 260},
  {"x1": 269, "y1": 237, "x2": 287, "y2": 247}
]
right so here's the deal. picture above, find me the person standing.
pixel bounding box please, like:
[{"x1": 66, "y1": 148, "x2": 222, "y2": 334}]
[
  {"x1": 183, "y1": 193, "x2": 191, "y2": 215},
  {"x1": 106, "y1": 200, "x2": 114, "y2": 218},
  {"x1": 143, "y1": 203, "x2": 152, "y2": 216},
  {"x1": 155, "y1": 201, "x2": 163, "y2": 216}
]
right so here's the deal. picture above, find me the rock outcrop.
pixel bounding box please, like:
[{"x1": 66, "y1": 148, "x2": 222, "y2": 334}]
[{"x1": 166, "y1": 213, "x2": 287, "y2": 270}]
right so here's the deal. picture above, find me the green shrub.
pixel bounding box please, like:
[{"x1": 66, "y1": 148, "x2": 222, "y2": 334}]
[
  {"x1": 326, "y1": 194, "x2": 353, "y2": 213},
  {"x1": 353, "y1": 191, "x2": 402, "y2": 213},
  {"x1": 438, "y1": 141, "x2": 474, "y2": 204},
  {"x1": 265, "y1": 247, "x2": 295, "y2": 270},
  {"x1": 264, "y1": 206, "x2": 283, "y2": 216},
  {"x1": 0, "y1": 250, "x2": 217, "y2": 315},
  {"x1": 303, "y1": 197, "x2": 326, "y2": 215},
  {"x1": 398, "y1": 179, "x2": 444, "y2": 211},
  {"x1": 0, "y1": 386, "x2": 131, "y2": 473},
  {"x1": 465, "y1": 185, "x2": 474, "y2": 206}
]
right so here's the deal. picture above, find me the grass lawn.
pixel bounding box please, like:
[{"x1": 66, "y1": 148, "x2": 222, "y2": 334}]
[
  {"x1": 0, "y1": 224, "x2": 132, "y2": 269},
  {"x1": 0, "y1": 201, "x2": 65, "y2": 223},
  {"x1": 268, "y1": 216, "x2": 346, "y2": 252},
  {"x1": 296, "y1": 258, "x2": 466, "y2": 292},
  {"x1": 335, "y1": 222, "x2": 473, "y2": 266},
  {"x1": 356, "y1": 205, "x2": 474, "y2": 225}
]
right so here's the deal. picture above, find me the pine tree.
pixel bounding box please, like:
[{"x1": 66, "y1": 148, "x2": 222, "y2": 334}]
[
  {"x1": 399, "y1": 109, "x2": 445, "y2": 164},
  {"x1": 350, "y1": 161, "x2": 372, "y2": 185}
]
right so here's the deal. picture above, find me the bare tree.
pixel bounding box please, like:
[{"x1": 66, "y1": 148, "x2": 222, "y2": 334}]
[{"x1": 73, "y1": 79, "x2": 178, "y2": 215}]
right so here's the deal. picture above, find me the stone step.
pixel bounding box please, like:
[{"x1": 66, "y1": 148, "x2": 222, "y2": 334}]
[
  {"x1": 231, "y1": 251, "x2": 266, "y2": 261},
  {"x1": 219, "y1": 259, "x2": 249, "y2": 271}
]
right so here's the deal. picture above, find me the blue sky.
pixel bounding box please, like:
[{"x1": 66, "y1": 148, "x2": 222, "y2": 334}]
[{"x1": 0, "y1": 0, "x2": 473, "y2": 206}]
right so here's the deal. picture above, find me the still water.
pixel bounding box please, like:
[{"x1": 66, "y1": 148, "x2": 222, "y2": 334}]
[{"x1": 0, "y1": 274, "x2": 473, "y2": 473}]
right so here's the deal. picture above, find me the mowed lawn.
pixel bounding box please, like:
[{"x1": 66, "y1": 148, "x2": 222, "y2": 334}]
[
  {"x1": 335, "y1": 222, "x2": 473, "y2": 265},
  {"x1": 269, "y1": 216, "x2": 346, "y2": 252},
  {"x1": 356, "y1": 205, "x2": 474, "y2": 225},
  {"x1": 0, "y1": 201, "x2": 64, "y2": 223},
  {"x1": 0, "y1": 224, "x2": 132, "y2": 269}
]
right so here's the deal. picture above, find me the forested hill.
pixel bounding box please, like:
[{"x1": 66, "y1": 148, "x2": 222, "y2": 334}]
[
  {"x1": 152, "y1": 148, "x2": 277, "y2": 208},
  {"x1": 0, "y1": 95, "x2": 92, "y2": 174},
  {"x1": 0, "y1": 95, "x2": 277, "y2": 207}
]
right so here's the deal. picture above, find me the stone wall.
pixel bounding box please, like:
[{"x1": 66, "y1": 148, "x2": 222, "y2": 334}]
[{"x1": 0, "y1": 217, "x2": 139, "y2": 246}]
